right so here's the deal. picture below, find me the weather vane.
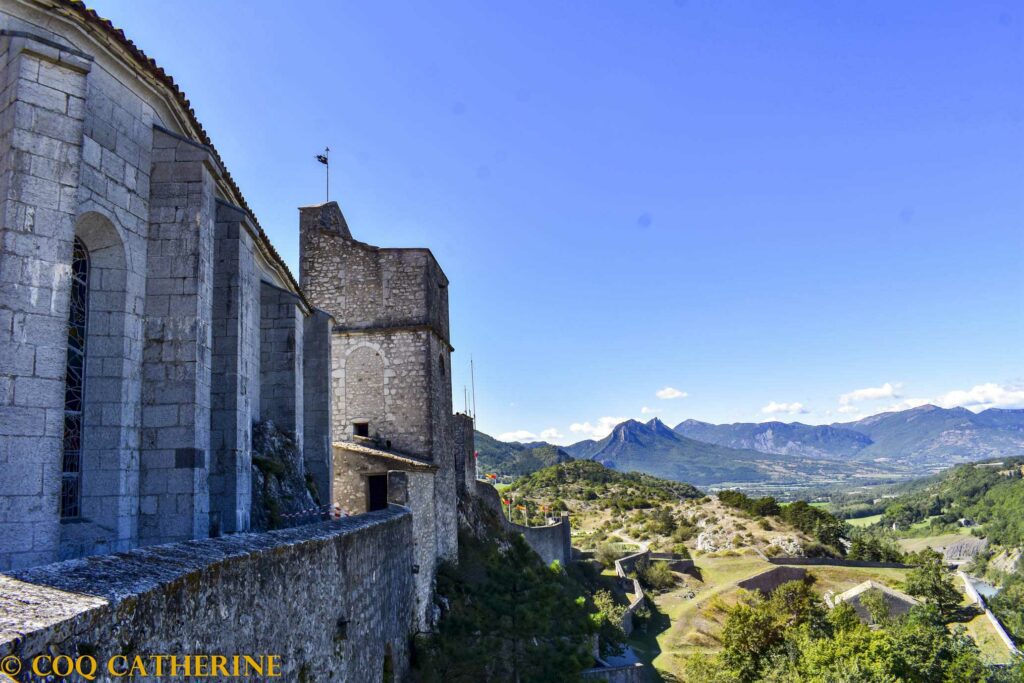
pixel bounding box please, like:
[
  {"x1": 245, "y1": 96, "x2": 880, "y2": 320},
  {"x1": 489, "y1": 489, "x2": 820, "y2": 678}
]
[{"x1": 315, "y1": 146, "x2": 330, "y2": 202}]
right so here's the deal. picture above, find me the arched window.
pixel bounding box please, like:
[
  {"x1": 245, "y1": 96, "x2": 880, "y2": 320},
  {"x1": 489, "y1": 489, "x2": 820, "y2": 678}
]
[{"x1": 61, "y1": 237, "x2": 89, "y2": 519}]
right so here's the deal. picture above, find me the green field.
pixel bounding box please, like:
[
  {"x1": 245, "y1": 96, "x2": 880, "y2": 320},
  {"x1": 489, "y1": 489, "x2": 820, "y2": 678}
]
[
  {"x1": 896, "y1": 529, "x2": 971, "y2": 554},
  {"x1": 846, "y1": 513, "x2": 883, "y2": 528}
]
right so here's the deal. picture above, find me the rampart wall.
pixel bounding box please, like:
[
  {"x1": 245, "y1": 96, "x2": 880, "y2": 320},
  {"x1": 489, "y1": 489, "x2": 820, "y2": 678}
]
[
  {"x1": 0, "y1": 507, "x2": 416, "y2": 682},
  {"x1": 736, "y1": 565, "x2": 808, "y2": 594},
  {"x1": 767, "y1": 557, "x2": 908, "y2": 569},
  {"x1": 472, "y1": 480, "x2": 572, "y2": 567},
  {"x1": 581, "y1": 661, "x2": 646, "y2": 683}
]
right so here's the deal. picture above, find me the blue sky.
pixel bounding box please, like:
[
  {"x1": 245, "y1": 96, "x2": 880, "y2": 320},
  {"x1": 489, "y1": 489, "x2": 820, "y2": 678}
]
[{"x1": 91, "y1": 1, "x2": 1023, "y2": 443}]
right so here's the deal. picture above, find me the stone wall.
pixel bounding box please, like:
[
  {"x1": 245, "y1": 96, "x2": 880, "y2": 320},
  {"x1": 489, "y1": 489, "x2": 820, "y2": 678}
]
[
  {"x1": 302, "y1": 309, "x2": 333, "y2": 507},
  {"x1": 0, "y1": 8, "x2": 331, "y2": 567},
  {"x1": 452, "y1": 412, "x2": 475, "y2": 494},
  {"x1": 330, "y1": 330, "x2": 434, "y2": 458},
  {"x1": 736, "y1": 566, "x2": 807, "y2": 594},
  {"x1": 581, "y1": 662, "x2": 646, "y2": 683},
  {"x1": 0, "y1": 30, "x2": 92, "y2": 569},
  {"x1": 0, "y1": 507, "x2": 416, "y2": 682},
  {"x1": 259, "y1": 282, "x2": 304, "y2": 451},
  {"x1": 299, "y1": 201, "x2": 451, "y2": 463},
  {"x1": 958, "y1": 571, "x2": 1020, "y2": 656},
  {"x1": 137, "y1": 127, "x2": 216, "y2": 548},
  {"x1": 331, "y1": 445, "x2": 438, "y2": 631},
  {"x1": 767, "y1": 557, "x2": 908, "y2": 569},
  {"x1": 612, "y1": 550, "x2": 648, "y2": 636},
  {"x1": 209, "y1": 201, "x2": 261, "y2": 535},
  {"x1": 472, "y1": 480, "x2": 572, "y2": 567},
  {"x1": 298, "y1": 202, "x2": 449, "y2": 340}
]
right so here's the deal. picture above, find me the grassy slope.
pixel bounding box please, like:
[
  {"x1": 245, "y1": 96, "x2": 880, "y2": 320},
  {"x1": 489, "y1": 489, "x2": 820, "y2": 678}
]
[{"x1": 847, "y1": 513, "x2": 884, "y2": 527}]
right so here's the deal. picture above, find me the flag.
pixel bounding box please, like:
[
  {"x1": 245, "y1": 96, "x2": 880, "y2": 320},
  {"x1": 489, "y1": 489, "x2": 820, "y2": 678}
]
[
  {"x1": 516, "y1": 505, "x2": 526, "y2": 511},
  {"x1": 502, "y1": 499, "x2": 510, "y2": 506},
  {"x1": 474, "y1": 451, "x2": 479, "y2": 459},
  {"x1": 487, "y1": 473, "x2": 496, "y2": 480},
  {"x1": 316, "y1": 151, "x2": 329, "y2": 165}
]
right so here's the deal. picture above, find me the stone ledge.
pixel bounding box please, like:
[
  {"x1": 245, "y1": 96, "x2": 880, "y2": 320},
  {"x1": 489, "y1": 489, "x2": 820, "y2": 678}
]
[{"x1": 0, "y1": 507, "x2": 410, "y2": 649}]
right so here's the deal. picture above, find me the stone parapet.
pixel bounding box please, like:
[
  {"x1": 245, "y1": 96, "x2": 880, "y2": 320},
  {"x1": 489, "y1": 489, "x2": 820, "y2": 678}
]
[{"x1": 0, "y1": 507, "x2": 416, "y2": 681}]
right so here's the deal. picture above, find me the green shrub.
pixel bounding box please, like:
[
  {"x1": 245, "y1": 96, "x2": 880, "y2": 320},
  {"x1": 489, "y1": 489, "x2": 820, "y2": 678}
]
[
  {"x1": 595, "y1": 543, "x2": 620, "y2": 569},
  {"x1": 637, "y1": 559, "x2": 676, "y2": 591}
]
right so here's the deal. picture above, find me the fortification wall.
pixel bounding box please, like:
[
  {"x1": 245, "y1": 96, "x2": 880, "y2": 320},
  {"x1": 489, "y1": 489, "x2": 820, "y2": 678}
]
[
  {"x1": 736, "y1": 566, "x2": 807, "y2": 594},
  {"x1": 958, "y1": 571, "x2": 1020, "y2": 656},
  {"x1": 330, "y1": 331, "x2": 434, "y2": 458},
  {"x1": 472, "y1": 480, "x2": 572, "y2": 567},
  {"x1": 298, "y1": 203, "x2": 449, "y2": 341},
  {"x1": 612, "y1": 550, "x2": 649, "y2": 636},
  {"x1": 0, "y1": 507, "x2": 416, "y2": 682},
  {"x1": 452, "y1": 413, "x2": 475, "y2": 494},
  {"x1": 581, "y1": 662, "x2": 646, "y2": 683},
  {"x1": 768, "y1": 557, "x2": 908, "y2": 569}
]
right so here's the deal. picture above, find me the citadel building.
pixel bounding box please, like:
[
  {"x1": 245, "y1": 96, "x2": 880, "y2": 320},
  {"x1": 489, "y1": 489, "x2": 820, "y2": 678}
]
[{"x1": 0, "y1": 1, "x2": 570, "y2": 679}]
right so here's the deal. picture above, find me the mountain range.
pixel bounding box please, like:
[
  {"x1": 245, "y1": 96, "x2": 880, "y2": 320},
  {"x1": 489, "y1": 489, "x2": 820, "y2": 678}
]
[
  {"x1": 476, "y1": 405, "x2": 1024, "y2": 489},
  {"x1": 677, "y1": 405, "x2": 1024, "y2": 467}
]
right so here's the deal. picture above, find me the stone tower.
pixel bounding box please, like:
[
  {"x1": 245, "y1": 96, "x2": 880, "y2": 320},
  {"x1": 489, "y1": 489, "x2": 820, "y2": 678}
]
[{"x1": 299, "y1": 201, "x2": 461, "y2": 627}]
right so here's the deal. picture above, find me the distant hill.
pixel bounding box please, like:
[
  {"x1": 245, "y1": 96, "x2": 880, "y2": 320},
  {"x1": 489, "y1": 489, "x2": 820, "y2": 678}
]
[
  {"x1": 574, "y1": 418, "x2": 769, "y2": 484},
  {"x1": 675, "y1": 419, "x2": 871, "y2": 459},
  {"x1": 671, "y1": 405, "x2": 1024, "y2": 469},
  {"x1": 478, "y1": 405, "x2": 1024, "y2": 487},
  {"x1": 559, "y1": 418, "x2": 876, "y2": 486},
  {"x1": 835, "y1": 405, "x2": 1024, "y2": 467},
  {"x1": 507, "y1": 459, "x2": 703, "y2": 504},
  {"x1": 473, "y1": 430, "x2": 572, "y2": 478}
]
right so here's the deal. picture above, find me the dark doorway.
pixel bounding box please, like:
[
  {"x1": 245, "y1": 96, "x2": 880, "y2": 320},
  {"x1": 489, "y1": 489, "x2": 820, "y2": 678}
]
[{"x1": 367, "y1": 474, "x2": 388, "y2": 511}]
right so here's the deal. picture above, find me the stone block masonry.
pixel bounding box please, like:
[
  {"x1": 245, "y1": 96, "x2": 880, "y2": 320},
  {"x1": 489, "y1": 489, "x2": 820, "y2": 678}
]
[
  {"x1": 332, "y1": 443, "x2": 438, "y2": 631},
  {"x1": 138, "y1": 127, "x2": 216, "y2": 547},
  {"x1": 0, "y1": 7, "x2": 477, "y2": 679},
  {"x1": 303, "y1": 308, "x2": 333, "y2": 507},
  {"x1": 209, "y1": 201, "x2": 261, "y2": 535},
  {"x1": 260, "y1": 281, "x2": 304, "y2": 451},
  {"x1": 299, "y1": 201, "x2": 452, "y2": 462},
  {"x1": 0, "y1": 8, "x2": 329, "y2": 567},
  {"x1": 0, "y1": 31, "x2": 92, "y2": 570},
  {"x1": 301, "y1": 199, "x2": 464, "y2": 605},
  {"x1": 0, "y1": 506, "x2": 416, "y2": 682}
]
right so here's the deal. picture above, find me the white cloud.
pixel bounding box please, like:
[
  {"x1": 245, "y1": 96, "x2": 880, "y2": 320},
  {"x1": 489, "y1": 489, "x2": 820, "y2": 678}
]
[
  {"x1": 839, "y1": 382, "x2": 900, "y2": 406},
  {"x1": 933, "y1": 383, "x2": 1024, "y2": 411},
  {"x1": 569, "y1": 416, "x2": 628, "y2": 440},
  {"x1": 761, "y1": 401, "x2": 808, "y2": 415},
  {"x1": 497, "y1": 430, "x2": 537, "y2": 442},
  {"x1": 836, "y1": 381, "x2": 1024, "y2": 416},
  {"x1": 539, "y1": 427, "x2": 564, "y2": 441},
  {"x1": 656, "y1": 387, "x2": 687, "y2": 400},
  {"x1": 640, "y1": 406, "x2": 654, "y2": 414}
]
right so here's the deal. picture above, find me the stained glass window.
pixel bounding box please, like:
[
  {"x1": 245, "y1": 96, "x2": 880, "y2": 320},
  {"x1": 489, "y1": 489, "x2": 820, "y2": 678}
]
[{"x1": 61, "y1": 237, "x2": 88, "y2": 519}]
